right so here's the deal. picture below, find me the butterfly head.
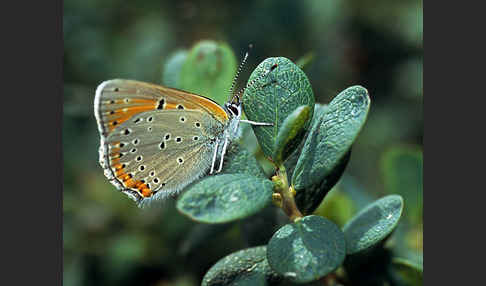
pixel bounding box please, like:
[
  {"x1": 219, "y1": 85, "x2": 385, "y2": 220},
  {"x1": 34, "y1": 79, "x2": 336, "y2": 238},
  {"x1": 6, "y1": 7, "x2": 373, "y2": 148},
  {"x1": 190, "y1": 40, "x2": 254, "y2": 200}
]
[
  {"x1": 224, "y1": 100, "x2": 242, "y2": 120},
  {"x1": 226, "y1": 43, "x2": 278, "y2": 119}
]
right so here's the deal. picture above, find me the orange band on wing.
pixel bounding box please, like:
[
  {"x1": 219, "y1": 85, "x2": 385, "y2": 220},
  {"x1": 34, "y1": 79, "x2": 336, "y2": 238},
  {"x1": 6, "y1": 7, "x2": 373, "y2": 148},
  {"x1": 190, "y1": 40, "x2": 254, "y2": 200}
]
[
  {"x1": 137, "y1": 81, "x2": 229, "y2": 122},
  {"x1": 108, "y1": 145, "x2": 153, "y2": 198},
  {"x1": 174, "y1": 93, "x2": 229, "y2": 122},
  {"x1": 130, "y1": 98, "x2": 159, "y2": 104},
  {"x1": 106, "y1": 105, "x2": 157, "y2": 131},
  {"x1": 112, "y1": 165, "x2": 154, "y2": 198}
]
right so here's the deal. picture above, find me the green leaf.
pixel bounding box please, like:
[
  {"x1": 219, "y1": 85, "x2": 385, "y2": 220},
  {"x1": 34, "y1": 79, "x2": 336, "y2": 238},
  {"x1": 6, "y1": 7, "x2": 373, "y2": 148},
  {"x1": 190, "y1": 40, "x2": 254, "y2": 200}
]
[
  {"x1": 284, "y1": 103, "x2": 328, "y2": 179},
  {"x1": 242, "y1": 57, "x2": 315, "y2": 162},
  {"x1": 267, "y1": 215, "x2": 346, "y2": 283},
  {"x1": 294, "y1": 150, "x2": 350, "y2": 215},
  {"x1": 292, "y1": 85, "x2": 370, "y2": 190},
  {"x1": 283, "y1": 104, "x2": 350, "y2": 215},
  {"x1": 222, "y1": 143, "x2": 266, "y2": 178},
  {"x1": 179, "y1": 40, "x2": 237, "y2": 105},
  {"x1": 382, "y1": 146, "x2": 423, "y2": 225},
  {"x1": 161, "y1": 49, "x2": 188, "y2": 88},
  {"x1": 176, "y1": 174, "x2": 274, "y2": 224},
  {"x1": 343, "y1": 195, "x2": 404, "y2": 255},
  {"x1": 273, "y1": 105, "x2": 311, "y2": 165},
  {"x1": 202, "y1": 246, "x2": 282, "y2": 286}
]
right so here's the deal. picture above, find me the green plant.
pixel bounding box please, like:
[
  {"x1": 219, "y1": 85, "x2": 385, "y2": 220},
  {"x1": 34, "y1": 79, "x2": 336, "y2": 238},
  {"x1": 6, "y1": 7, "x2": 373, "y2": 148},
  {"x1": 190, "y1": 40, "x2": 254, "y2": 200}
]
[{"x1": 160, "y1": 40, "x2": 421, "y2": 286}]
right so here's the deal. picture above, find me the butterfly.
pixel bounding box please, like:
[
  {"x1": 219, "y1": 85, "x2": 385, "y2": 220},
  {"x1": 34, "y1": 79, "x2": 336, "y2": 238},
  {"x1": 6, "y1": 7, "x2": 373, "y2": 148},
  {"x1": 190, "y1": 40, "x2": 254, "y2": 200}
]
[{"x1": 94, "y1": 56, "x2": 277, "y2": 207}]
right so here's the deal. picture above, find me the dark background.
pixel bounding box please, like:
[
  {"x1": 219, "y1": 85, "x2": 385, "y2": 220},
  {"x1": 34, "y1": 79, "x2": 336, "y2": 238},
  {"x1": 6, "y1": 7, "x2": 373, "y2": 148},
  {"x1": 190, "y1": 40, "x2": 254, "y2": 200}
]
[{"x1": 63, "y1": 1, "x2": 422, "y2": 285}]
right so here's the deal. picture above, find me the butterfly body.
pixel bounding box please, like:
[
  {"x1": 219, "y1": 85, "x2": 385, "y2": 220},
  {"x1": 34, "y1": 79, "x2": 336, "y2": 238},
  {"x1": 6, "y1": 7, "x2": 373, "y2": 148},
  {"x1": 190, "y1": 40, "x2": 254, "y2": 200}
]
[{"x1": 94, "y1": 79, "x2": 249, "y2": 206}]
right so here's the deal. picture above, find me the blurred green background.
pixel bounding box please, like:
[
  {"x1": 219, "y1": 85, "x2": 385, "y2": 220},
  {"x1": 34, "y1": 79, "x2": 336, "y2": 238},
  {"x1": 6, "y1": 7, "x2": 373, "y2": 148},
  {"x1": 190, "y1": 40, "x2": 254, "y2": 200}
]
[{"x1": 63, "y1": 1, "x2": 422, "y2": 285}]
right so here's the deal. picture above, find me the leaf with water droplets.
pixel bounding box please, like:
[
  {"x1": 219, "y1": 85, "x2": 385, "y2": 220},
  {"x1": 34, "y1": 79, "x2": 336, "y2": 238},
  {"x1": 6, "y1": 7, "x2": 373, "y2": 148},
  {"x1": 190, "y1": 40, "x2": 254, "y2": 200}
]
[
  {"x1": 343, "y1": 195, "x2": 404, "y2": 255},
  {"x1": 292, "y1": 86, "x2": 370, "y2": 191},
  {"x1": 242, "y1": 57, "x2": 315, "y2": 162},
  {"x1": 284, "y1": 103, "x2": 328, "y2": 179},
  {"x1": 202, "y1": 246, "x2": 282, "y2": 286},
  {"x1": 176, "y1": 174, "x2": 274, "y2": 224},
  {"x1": 284, "y1": 103, "x2": 352, "y2": 215},
  {"x1": 266, "y1": 215, "x2": 346, "y2": 283}
]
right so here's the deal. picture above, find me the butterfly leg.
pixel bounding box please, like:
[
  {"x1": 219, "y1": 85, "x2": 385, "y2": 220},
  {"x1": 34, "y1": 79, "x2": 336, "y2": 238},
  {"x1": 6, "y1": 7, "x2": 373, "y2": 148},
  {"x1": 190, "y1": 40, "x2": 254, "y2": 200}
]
[
  {"x1": 216, "y1": 137, "x2": 229, "y2": 173},
  {"x1": 240, "y1": 119, "x2": 273, "y2": 126},
  {"x1": 210, "y1": 141, "x2": 219, "y2": 174}
]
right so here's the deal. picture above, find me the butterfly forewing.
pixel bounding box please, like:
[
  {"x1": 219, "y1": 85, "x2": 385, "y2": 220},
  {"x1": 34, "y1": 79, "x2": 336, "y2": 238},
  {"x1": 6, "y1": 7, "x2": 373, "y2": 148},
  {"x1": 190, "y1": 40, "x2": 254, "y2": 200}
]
[
  {"x1": 94, "y1": 79, "x2": 228, "y2": 205},
  {"x1": 95, "y1": 79, "x2": 228, "y2": 136}
]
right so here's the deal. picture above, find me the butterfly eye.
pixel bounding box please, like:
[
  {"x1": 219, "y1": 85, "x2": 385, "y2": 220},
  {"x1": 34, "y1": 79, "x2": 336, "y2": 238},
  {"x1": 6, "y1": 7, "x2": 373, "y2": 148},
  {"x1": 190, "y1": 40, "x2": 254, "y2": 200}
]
[{"x1": 227, "y1": 104, "x2": 240, "y2": 117}]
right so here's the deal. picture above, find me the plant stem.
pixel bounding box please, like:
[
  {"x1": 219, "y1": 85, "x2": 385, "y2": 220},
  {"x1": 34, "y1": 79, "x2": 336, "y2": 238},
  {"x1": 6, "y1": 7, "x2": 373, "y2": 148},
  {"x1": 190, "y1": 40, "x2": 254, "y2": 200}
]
[{"x1": 272, "y1": 165, "x2": 303, "y2": 222}]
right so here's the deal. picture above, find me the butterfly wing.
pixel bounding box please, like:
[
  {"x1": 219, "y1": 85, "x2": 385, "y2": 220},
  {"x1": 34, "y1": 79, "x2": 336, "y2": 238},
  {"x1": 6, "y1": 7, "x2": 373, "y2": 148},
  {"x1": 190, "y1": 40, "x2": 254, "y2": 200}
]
[
  {"x1": 95, "y1": 79, "x2": 229, "y2": 136},
  {"x1": 94, "y1": 79, "x2": 228, "y2": 205}
]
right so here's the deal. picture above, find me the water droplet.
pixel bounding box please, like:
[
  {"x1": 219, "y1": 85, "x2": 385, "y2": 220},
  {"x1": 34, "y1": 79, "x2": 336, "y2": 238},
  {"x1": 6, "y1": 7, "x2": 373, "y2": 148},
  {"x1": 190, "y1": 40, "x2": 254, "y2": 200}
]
[{"x1": 284, "y1": 272, "x2": 297, "y2": 278}]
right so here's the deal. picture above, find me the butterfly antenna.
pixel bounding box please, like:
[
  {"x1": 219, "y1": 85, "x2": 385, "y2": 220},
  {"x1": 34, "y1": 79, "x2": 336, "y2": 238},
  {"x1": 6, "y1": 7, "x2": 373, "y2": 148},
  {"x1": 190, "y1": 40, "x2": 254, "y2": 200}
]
[
  {"x1": 233, "y1": 63, "x2": 278, "y2": 103},
  {"x1": 229, "y1": 44, "x2": 252, "y2": 100}
]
